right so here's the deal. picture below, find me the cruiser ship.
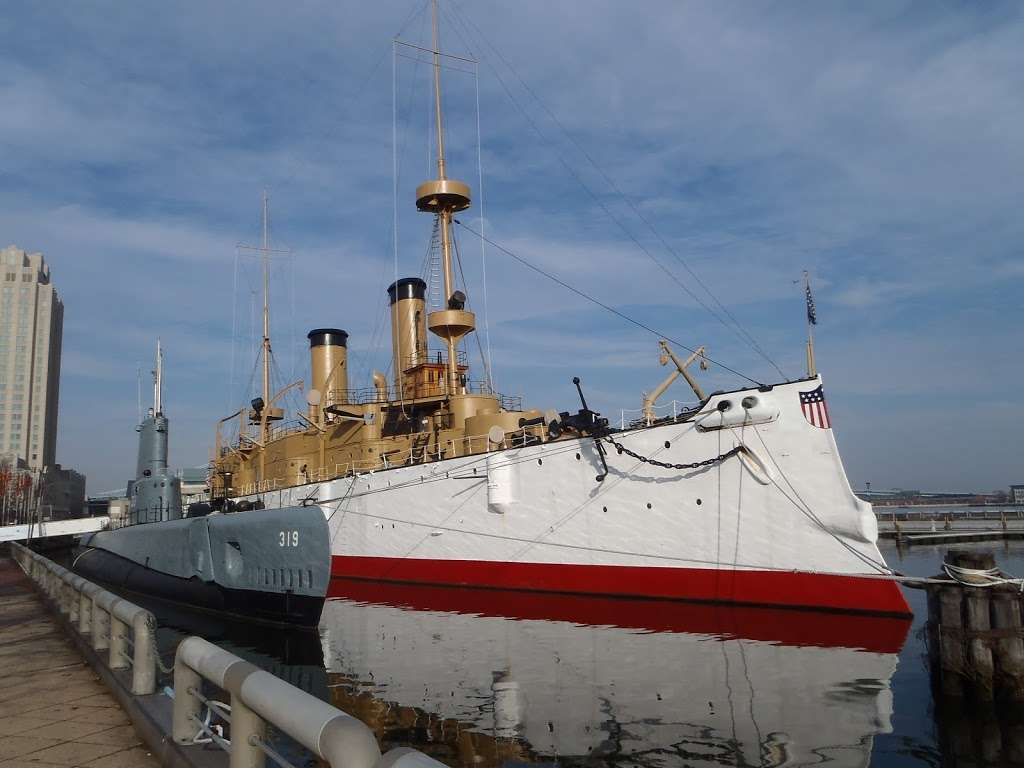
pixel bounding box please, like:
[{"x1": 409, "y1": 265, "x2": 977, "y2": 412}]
[{"x1": 207, "y1": 2, "x2": 909, "y2": 617}]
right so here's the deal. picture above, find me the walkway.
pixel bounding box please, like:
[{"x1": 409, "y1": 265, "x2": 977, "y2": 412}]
[{"x1": 0, "y1": 556, "x2": 161, "y2": 768}]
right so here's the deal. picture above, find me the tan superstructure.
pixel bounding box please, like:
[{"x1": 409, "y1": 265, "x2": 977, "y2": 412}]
[{"x1": 210, "y1": 2, "x2": 543, "y2": 498}]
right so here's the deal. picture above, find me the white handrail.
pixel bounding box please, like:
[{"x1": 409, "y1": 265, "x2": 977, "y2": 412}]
[
  {"x1": 9, "y1": 542, "x2": 156, "y2": 695},
  {"x1": 173, "y1": 636, "x2": 446, "y2": 768}
]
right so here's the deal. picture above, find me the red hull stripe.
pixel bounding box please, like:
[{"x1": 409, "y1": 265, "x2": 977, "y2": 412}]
[{"x1": 330, "y1": 556, "x2": 911, "y2": 616}]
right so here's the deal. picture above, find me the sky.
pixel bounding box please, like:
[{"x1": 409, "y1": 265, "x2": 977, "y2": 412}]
[{"x1": 1, "y1": 1, "x2": 1022, "y2": 494}]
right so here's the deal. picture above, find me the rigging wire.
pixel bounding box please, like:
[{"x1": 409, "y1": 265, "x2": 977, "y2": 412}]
[
  {"x1": 474, "y1": 58, "x2": 494, "y2": 391},
  {"x1": 453, "y1": 218, "x2": 763, "y2": 386},
  {"x1": 443, "y1": 3, "x2": 787, "y2": 382},
  {"x1": 228, "y1": 248, "x2": 240, "y2": 412},
  {"x1": 450, "y1": 228, "x2": 491, "y2": 387}
]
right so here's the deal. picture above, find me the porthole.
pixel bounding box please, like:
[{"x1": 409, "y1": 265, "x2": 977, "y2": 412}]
[
  {"x1": 664, "y1": 441, "x2": 671, "y2": 449},
  {"x1": 538, "y1": 458, "x2": 543, "y2": 466},
  {"x1": 696, "y1": 498, "x2": 703, "y2": 506},
  {"x1": 602, "y1": 506, "x2": 608, "y2": 513},
  {"x1": 575, "y1": 453, "x2": 581, "y2": 460},
  {"x1": 646, "y1": 503, "x2": 652, "y2": 509}
]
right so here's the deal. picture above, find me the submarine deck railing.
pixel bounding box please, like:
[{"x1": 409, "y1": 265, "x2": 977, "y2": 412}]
[{"x1": 8, "y1": 541, "x2": 446, "y2": 768}]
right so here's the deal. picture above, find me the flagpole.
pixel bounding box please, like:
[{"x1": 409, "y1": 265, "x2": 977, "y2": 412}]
[{"x1": 804, "y1": 271, "x2": 817, "y2": 378}]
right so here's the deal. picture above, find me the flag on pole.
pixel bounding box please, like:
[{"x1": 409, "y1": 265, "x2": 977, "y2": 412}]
[{"x1": 805, "y1": 278, "x2": 817, "y2": 326}]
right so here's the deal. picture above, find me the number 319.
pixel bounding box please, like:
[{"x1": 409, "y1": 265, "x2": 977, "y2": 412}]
[{"x1": 279, "y1": 530, "x2": 299, "y2": 547}]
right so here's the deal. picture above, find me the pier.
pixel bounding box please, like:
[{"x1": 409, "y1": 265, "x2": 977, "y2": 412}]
[
  {"x1": 0, "y1": 554, "x2": 159, "y2": 766},
  {"x1": 877, "y1": 508, "x2": 1024, "y2": 544}
]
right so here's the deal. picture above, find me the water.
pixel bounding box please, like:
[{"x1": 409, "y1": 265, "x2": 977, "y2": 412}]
[{"x1": 146, "y1": 540, "x2": 1024, "y2": 767}]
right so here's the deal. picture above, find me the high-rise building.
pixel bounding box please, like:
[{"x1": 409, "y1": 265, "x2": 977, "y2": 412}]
[{"x1": 0, "y1": 245, "x2": 64, "y2": 469}]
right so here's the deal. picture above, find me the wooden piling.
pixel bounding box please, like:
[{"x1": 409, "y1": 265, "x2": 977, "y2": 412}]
[
  {"x1": 992, "y1": 591, "x2": 1024, "y2": 701},
  {"x1": 927, "y1": 549, "x2": 1024, "y2": 766}
]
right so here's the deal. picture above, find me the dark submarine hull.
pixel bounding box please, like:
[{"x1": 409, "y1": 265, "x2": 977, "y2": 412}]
[
  {"x1": 73, "y1": 545, "x2": 325, "y2": 627},
  {"x1": 75, "y1": 505, "x2": 331, "y2": 627}
]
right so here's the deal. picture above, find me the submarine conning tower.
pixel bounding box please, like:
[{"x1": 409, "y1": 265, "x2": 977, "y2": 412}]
[
  {"x1": 129, "y1": 340, "x2": 182, "y2": 524},
  {"x1": 307, "y1": 328, "x2": 348, "y2": 418}
]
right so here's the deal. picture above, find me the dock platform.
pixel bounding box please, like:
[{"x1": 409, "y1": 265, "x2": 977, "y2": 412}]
[{"x1": 0, "y1": 556, "x2": 159, "y2": 768}]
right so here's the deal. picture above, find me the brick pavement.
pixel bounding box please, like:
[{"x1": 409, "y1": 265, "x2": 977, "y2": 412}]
[{"x1": 0, "y1": 556, "x2": 161, "y2": 768}]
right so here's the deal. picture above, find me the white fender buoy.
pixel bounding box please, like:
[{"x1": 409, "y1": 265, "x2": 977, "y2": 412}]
[{"x1": 487, "y1": 451, "x2": 517, "y2": 515}]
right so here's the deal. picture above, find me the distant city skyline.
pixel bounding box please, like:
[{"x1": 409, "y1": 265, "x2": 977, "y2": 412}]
[{"x1": 1, "y1": 1, "x2": 1021, "y2": 492}]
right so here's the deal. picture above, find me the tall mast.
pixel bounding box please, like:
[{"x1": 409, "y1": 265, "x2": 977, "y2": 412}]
[
  {"x1": 261, "y1": 190, "x2": 272, "y2": 416},
  {"x1": 417, "y1": 0, "x2": 475, "y2": 398},
  {"x1": 431, "y1": 0, "x2": 447, "y2": 182},
  {"x1": 153, "y1": 339, "x2": 163, "y2": 416}
]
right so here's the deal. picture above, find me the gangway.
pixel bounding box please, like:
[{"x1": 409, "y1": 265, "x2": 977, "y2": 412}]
[{"x1": 0, "y1": 516, "x2": 109, "y2": 543}]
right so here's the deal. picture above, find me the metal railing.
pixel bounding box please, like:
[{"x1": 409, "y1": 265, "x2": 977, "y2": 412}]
[
  {"x1": 9, "y1": 541, "x2": 156, "y2": 695},
  {"x1": 619, "y1": 399, "x2": 700, "y2": 429},
  {"x1": 9, "y1": 543, "x2": 447, "y2": 768},
  {"x1": 173, "y1": 636, "x2": 446, "y2": 768},
  {"x1": 233, "y1": 425, "x2": 547, "y2": 497}
]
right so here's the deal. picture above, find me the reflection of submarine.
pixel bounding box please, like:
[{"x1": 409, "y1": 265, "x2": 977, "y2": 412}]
[
  {"x1": 131, "y1": 592, "x2": 329, "y2": 698},
  {"x1": 321, "y1": 581, "x2": 911, "y2": 768}
]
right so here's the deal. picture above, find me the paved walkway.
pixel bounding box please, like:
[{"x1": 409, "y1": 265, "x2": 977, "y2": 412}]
[{"x1": 0, "y1": 556, "x2": 161, "y2": 768}]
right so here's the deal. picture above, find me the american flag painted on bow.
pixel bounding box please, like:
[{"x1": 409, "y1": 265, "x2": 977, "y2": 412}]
[{"x1": 799, "y1": 385, "x2": 831, "y2": 429}]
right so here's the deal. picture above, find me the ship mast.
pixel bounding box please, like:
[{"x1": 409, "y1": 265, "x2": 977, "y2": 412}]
[
  {"x1": 417, "y1": 0, "x2": 475, "y2": 398},
  {"x1": 260, "y1": 190, "x2": 272, "y2": 444}
]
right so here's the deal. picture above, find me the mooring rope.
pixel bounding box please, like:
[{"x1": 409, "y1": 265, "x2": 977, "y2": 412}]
[{"x1": 942, "y1": 563, "x2": 1024, "y2": 591}]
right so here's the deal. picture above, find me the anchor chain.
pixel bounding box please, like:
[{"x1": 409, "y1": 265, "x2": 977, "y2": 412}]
[{"x1": 603, "y1": 436, "x2": 743, "y2": 471}]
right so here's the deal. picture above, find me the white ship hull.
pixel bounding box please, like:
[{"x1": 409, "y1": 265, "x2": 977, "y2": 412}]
[{"x1": 240, "y1": 376, "x2": 909, "y2": 614}]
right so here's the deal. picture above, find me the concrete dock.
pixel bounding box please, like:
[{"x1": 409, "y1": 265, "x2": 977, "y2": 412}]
[{"x1": 0, "y1": 556, "x2": 160, "y2": 768}]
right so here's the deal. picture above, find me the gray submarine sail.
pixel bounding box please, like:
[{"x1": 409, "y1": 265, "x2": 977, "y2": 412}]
[{"x1": 75, "y1": 341, "x2": 330, "y2": 626}]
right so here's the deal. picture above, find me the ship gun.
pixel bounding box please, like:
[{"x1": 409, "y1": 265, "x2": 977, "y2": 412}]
[{"x1": 516, "y1": 378, "x2": 610, "y2": 481}]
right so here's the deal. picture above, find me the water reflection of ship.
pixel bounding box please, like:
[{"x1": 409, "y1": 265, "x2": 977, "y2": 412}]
[
  {"x1": 129, "y1": 592, "x2": 329, "y2": 697},
  {"x1": 320, "y1": 582, "x2": 911, "y2": 768}
]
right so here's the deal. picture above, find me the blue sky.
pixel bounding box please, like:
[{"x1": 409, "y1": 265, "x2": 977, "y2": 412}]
[{"x1": 1, "y1": 1, "x2": 1021, "y2": 494}]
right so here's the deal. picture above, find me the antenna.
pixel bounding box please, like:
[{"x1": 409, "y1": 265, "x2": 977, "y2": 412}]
[
  {"x1": 137, "y1": 363, "x2": 142, "y2": 424},
  {"x1": 153, "y1": 339, "x2": 163, "y2": 415}
]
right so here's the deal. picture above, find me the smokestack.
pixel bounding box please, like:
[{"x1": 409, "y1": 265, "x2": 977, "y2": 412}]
[
  {"x1": 387, "y1": 278, "x2": 427, "y2": 395},
  {"x1": 307, "y1": 329, "x2": 348, "y2": 414}
]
